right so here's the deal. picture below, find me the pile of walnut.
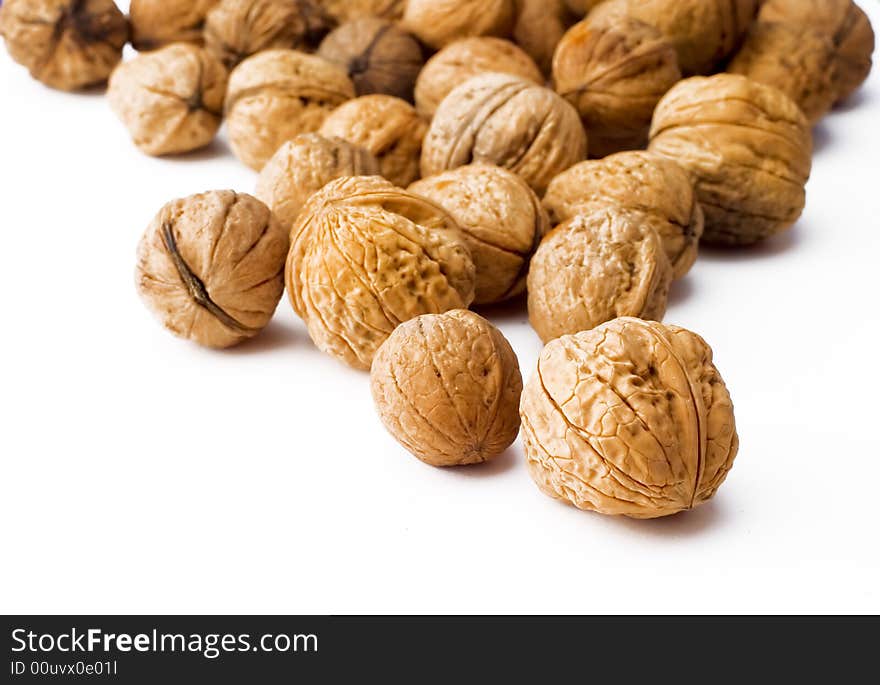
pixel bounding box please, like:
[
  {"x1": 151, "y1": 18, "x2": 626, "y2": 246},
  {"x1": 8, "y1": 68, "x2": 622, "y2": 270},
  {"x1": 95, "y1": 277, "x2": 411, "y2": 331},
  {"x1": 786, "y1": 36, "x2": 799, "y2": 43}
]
[{"x1": 2, "y1": 0, "x2": 873, "y2": 519}]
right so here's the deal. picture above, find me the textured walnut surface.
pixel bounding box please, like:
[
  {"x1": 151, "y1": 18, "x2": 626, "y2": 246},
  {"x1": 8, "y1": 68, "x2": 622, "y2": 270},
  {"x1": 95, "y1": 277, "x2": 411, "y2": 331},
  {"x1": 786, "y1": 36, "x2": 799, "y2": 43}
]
[
  {"x1": 528, "y1": 208, "x2": 672, "y2": 343},
  {"x1": 286, "y1": 176, "x2": 476, "y2": 370},
  {"x1": 421, "y1": 72, "x2": 587, "y2": 195},
  {"x1": 402, "y1": 0, "x2": 515, "y2": 50},
  {"x1": 108, "y1": 44, "x2": 228, "y2": 157},
  {"x1": 520, "y1": 317, "x2": 738, "y2": 518},
  {"x1": 318, "y1": 0, "x2": 403, "y2": 23},
  {"x1": 371, "y1": 309, "x2": 523, "y2": 467},
  {"x1": 409, "y1": 164, "x2": 549, "y2": 305},
  {"x1": 543, "y1": 151, "x2": 703, "y2": 279},
  {"x1": 224, "y1": 49, "x2": 354, "y2": 171},
  {"x1": 0, "y1": 0, "x2": 128, "y2": 91},
  {"x1": 513, "y1": 0, "x2": 575, "y2": 75},
  {"x1": 130, "y1": 0, "x2": 218, "y2": 51},
  {"x1": 649, "y1": 74, "x2": 812, "y2": 247},
  {"x1": 136, "y1": 191, "x2": 289, "y2": 349}
]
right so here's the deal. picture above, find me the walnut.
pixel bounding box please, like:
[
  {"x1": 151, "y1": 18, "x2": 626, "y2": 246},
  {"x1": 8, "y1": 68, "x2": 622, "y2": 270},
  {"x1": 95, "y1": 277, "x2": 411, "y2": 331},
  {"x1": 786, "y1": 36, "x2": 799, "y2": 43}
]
[
  {"x1": 421, "y1": 72, "x2": 587, "y2": 195},
  {"x1": 0, "y1": 0, "x2": 128, "y2": 91},
  {"x1": 224, "y1": 49, "x2": 355, "y2": 171},
  {"x1": 204, "y1": 0, "x2": 333, "y2": 69},
  {"x1": 402, "y1": 0, "x2": 516, "y2": 50},
  {"x1": 319, "y1": 95, "x2": 427, "y2": 187},
  {"x1": 129, "y1": 0, "x2": 218, "y2": 51},
  {"x1": 649, "y1": 74, "x2": 812, "y2": 247},
  {"x1": 414, "y1": 37, "x2": 543, "y2": 118},
  {"x1": 136, "y1": 191, "x2": 289, "y2": 349},
  {"x1": 318, "y1": 0, "x2": 403, "y2": 23},
  {"x1": 520, "y1": 317, "x2": 738, "y2": 519},
  {"x1": 553, "y1": 14, "x2": 681, "y2": 158},
  {"x1": 409, "y1": 164, "x2": 550, "y2": 305},
  {"x1": 512, "y1": 0, "x2": 575, "y2": 75},
  {"x1": 543, "y1": 151, "x2": 703, "y2": 280},
  {"x1": 371, "y1": 310, "x2": 523, "y2": 467},
  {"x1": 286, "y1": 176, "x2": 476, "y2": 369},
  {"x1": 255, "y1": 133, "x2": 380, "y2": 231},
  {"x1": 527, "y1": 208, "x2": 672, "y2": 343},
  {"x1": 758, "y1": 0, "x2": 875, "y2": 105},
  {"x1": 108, "y1": 44, "x2": 228, "y2": 156},
  {"x1": 317, "y1": 17, "x2": 424, "y2": 101}
]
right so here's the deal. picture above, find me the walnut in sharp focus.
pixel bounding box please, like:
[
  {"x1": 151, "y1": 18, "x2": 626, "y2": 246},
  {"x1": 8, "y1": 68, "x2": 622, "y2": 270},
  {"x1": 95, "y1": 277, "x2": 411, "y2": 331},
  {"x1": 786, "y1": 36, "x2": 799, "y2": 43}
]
[
  {"x1": 136, "y1": 191, "x2": 289, "y2": 349},
  {"x1": 410, "y1": 164, "x2": 550, "y2": 305},
  {"x1": 543, "y1": 151, "x2": 703, "y2": 280},
  {"x1": 129, "y1": 0, "x2": 218, "y2": 51},
  {"x1": 512, "y1": 0, "x2": 576, "y2": 75},
  {"x1": 0, "y1": 0, "x2": 128, "y2": 91},
  {"x1": 286, "y1": 176, "x2": 476, "y2": 370},
  {"x1": 224, "y1": 49, "x2": 355, "y2": 171},
  {"x1": 527, "y1": 208, "x2": 672, "y2": 343},
  {"x1": 318, "y1": 0, "x2": 404, "y2": 23},
  {"x1": 319, "y1": 95, "x2": 427, "y2": 187},
  {"x1": 402, "y1": 0, "x2": 516, "y2": 50},
  {"x1": 649, "y1": 74, "x2": 812, "y2": 247},
  {"x1": 108, "y1": 44, "x2": 228, "y2": 156},
  {"x1": 371, "y1": 310, "x2": 523, "y2": 467},
  {"x1": 521, "y1": 317, "x2": 738, "y2": 519},
  {"x1": 318, "y1": 17, "x2": 424, "y2": 102},
  {"x1": 255, "y1": 133, "x2": 380, "y2": 232},
  {"x1": 414, "y1": 37, "x2": 543, "y2": 118},
  {"x1": 421, "y1": 73, "x2": 587, "y2": 195},
  {"x1": 553, "y1": 14, "x2": 681, "y2": 158}
]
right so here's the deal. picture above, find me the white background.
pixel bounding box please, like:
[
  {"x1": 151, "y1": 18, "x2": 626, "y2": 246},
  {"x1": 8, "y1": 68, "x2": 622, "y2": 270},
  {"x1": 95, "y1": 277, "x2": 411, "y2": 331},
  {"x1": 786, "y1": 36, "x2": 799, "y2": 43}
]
[{"x1": 1, "y1": 2, "x2": 879, "y2": 615}]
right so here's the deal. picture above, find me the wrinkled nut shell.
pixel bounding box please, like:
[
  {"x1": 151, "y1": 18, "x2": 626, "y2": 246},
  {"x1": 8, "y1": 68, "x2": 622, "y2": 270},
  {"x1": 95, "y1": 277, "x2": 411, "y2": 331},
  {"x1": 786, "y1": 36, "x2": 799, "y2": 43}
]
[
  {"x1": 136, "y1": 191, "x2": 289, "y2": 349},
  {"x1": 402, "y1": 0, "x2": 516, "y2": 50},
  {"x1": 319, "y1": 0, "x2": 404, "y2": 23},
  {"x1": 0, "y1": 0, "x2": 128, "y2": 91},
  {"x1": 409, "y1": 164, "x2": 549, "y2": 305},
  {"x1": 286, "y1": 176, "x2": 476, "y2": 370},
  {"x1": 649, "y1": 74, "x2": 812, "y2": 247},
  {"x1": 130, "y1": 0, "x2": 218, "y2": 51},
  {"x1": 512, "y1": 0, "x2": 575, "y2": 75},
  {"x1": 108, "y1": 44, "x2": 228, "y2": 156},
  {"x1": 521, "y1": 317, "x2": 738, "y2": 519},
  {"x1": 371, "y1": 309, "x2": 523, "y2": 467},
  {"x1": 527, "y1": 208, "x2": 672, "y2": 343}
]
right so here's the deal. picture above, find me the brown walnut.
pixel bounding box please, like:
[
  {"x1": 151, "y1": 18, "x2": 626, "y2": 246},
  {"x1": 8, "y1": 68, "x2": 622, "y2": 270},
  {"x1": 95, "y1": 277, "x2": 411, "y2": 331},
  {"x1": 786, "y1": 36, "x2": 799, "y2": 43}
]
[
  {"x1": 129, "y1": 0, "x2": 218, "y2": 51},
  {"x1": 512, "y1": 0, "x2": 576, "y2": 75},
  {"x1": 318, "y1": 0, "x2": 404, "y2": 23},
  {"x1": 562, "y1": 0, "x2": 605, "y2": 16},
  {"x1": 402, "y1": 0, "x2": 516, "y2": 50}
]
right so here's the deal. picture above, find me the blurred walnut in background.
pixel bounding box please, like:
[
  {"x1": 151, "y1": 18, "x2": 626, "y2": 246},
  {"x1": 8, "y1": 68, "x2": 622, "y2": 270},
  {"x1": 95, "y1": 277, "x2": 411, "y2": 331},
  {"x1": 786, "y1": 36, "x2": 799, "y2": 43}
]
[
  {"x1": 403, "y1": 0, "x2": 516, "y2": 50},
  {"x1": 130, "y1": 0, "x2": 218, "y2": 51},
  {"x1": 318, "y1": 0, "x2": 404, "y2": 23},
  {"x1": 512, "y1": 0, "x2": 576, "y2": 75}
]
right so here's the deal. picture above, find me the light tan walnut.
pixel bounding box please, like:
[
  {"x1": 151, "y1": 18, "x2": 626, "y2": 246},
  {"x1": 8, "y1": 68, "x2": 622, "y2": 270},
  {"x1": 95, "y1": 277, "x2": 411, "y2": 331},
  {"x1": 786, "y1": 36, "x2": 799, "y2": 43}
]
[
  {"x1": 521, "y1": 317, "x2": 738, "y2": 519},
  {"x1": 421, "y1": 72, "x2": 587, "y2": 195},
  {"x1": 371, "y1": 310, "x2": 523, "y2": 467},
  {"x1": 649, "y1": 74, "x2": 812, "y2": 247},
  {"x1": 319, "y1": 95, "x2": 427, "y2": 187},
  {"x1": 414, "y1": 37, "x2": 543, "y2": 118},
  {"x1": 318, "y1": 0, "x2": 404, "y2": 23},
  {"x1": 0, "y1": 0, "x2": 128, "y2": 91},
  {"x1": 286, "y1": 176, "x2": 476, "y2": 369},
  {"x1": 543, "y1": 151, "x2": 703, "y2": 279},
  {"x1": 563, "y1": 0, "x2": 605, "y2": 16},
  {"x1": 129, "y1": 0, "x2": 218, "y2": 51},
  {"x1": 255, "y1": 133, "x2": 380, "y2": 232},
  {"x1": 108, "y1": 44, "x2": 228, "y2": 156},
  {"x1": 136, "y1": 191, "x2": 289, "y2": 349},
  {"x1": 553, "y1": 14, "x2": 681, "y2": 158},
  {"x1": 527, "y1": 208, "x2": 672, "y2": 343},
  {"x1": 402, "y1": 0, "x2": 516, "y2": 50},
  {"x1": 224, "y1": 49, "x2": 355, "y2": 171},
  {"x1": 512, "y1": 0, "x2": 576, "y2": 75}
]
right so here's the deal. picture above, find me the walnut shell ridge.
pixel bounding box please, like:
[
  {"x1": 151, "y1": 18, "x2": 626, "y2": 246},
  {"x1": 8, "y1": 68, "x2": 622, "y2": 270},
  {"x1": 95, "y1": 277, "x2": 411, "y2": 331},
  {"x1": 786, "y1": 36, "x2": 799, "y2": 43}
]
[
  {"x1": 371, "y1": 310, "x2": 523, "y2": 467},
  {"x1": 402, "y1": 0, "x2": 516, "y2": 50},
  {"x1": 520, "y1": 317, "x2": 739, "y2": 519},
  {"x1": 129, "y1": 0, "x2": 218, "y2": 51}
]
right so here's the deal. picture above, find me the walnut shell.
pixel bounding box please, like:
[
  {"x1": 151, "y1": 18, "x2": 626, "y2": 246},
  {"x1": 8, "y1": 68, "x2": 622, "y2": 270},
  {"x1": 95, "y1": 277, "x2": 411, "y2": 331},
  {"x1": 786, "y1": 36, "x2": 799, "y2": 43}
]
[
  {"x1": 409, "y1": 164, "x2": 550, "y2": 305},
  {"x1": 0, "y1": 0, "x2": 128, "y2": 91},
  {"x1": 371, "y1": 309, "x2": 523, "y2": 467},
  {"x1": 414, "y1": 37, "x2": 543, "y2": 118},
  {"x1": 521, "y1": 317, "x2": 738, "y2": 519},
  {"x1": 543, "y1": 151, "x2": 703, "y2": 279},
  {"x1": 527, "y1": 208, "x2": 672, "y2": 343},
  {"x1": 758, "y1": 0, "x2": 874, "y2": 105},
  {"x1": 318, "y1": 17, "x2": 424, "y2": 101},
  {"x1": 649, "y1": 74, "x2": 812, "y2": 247},
  {"x1": 224, "y1": 49, "x2": 355, "y2": 171},
  {"x1": 129, "y1": 0, "x2": 218, "y2": 51},
  {"x1": 255, "y1": 133, "x2": 380, "y2": 232},
  {"x1": 136, "y1": 191, "x2": 289, "y2": 349},
  {"x1": 553, "y1": 14, "x2": 681, "y2": 158},
  {"x1": 512, "y1": 0, "x2": 575, "y2": 75},
  {"x1": 402, "y1": 0, "x2": 516, "y2": 50},
  {"x1": 204, "y1": 0, "x2": 333, "y2": 69},
  {"x1": 286, "y1": 176, "x2": 476, "y2": 369},
  {"x1": 318, "y1": 0, "x2": 404, "y2": 23},
  {"x1": 108, "y1": 44, "x2": 228, "y2": 156},
  {"x1": 421, "y1": 72, "x2": 587, "y2": 195},
  {"x1": 319, "y1": 95, "x2": 427, "y2": 187}
]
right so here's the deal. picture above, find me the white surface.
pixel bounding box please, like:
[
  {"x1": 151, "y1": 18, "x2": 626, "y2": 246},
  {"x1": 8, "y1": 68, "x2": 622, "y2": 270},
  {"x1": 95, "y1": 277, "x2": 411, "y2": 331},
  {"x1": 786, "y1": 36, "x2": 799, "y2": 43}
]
[{"x1": 2, "y1": 5, "x2": 880, "y2": 616}]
